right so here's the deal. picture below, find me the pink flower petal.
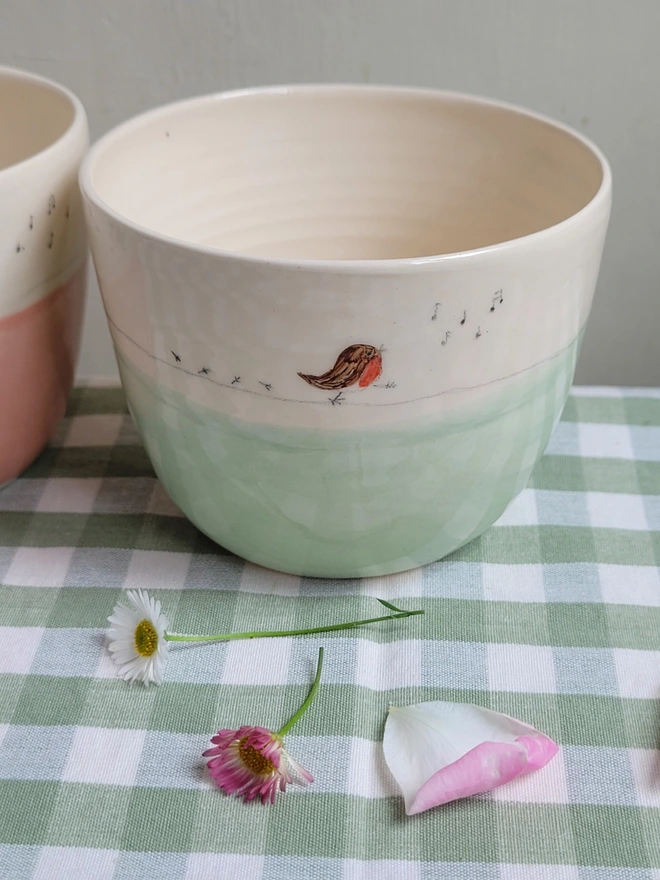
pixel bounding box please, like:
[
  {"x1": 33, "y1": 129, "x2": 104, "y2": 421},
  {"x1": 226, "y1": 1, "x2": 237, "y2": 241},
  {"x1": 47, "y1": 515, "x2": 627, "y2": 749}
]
[
  {"x1": 408, "y1": 735, "x2": 557, "y2": 815},
  {"x1": 515, "y1": 734, "x2": 559, "y2": 774}
]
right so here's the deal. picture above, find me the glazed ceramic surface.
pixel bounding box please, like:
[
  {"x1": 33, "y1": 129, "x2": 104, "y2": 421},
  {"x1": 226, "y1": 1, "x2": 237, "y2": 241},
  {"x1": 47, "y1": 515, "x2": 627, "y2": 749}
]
[
  {"x1": 0, "y1": 67, "x2": 88, "y2": 486},
  {"x1": 80, "y1": 85, "x2": 611, "y2": 577}
]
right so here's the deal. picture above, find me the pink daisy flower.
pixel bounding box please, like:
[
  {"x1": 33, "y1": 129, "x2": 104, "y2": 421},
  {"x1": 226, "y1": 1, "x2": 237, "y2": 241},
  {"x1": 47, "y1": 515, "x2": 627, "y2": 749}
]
[
  {"x1": 203, "y1": 725, "x2": 313, "y2": 804},
  {"x1": 204, "y1": 647, "x2": 323, "y2": 804}
]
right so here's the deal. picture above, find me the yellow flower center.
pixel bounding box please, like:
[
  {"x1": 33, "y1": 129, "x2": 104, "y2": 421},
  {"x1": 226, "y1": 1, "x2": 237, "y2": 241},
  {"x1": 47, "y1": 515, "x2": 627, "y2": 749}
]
[
  {"x1": 238, "y1": 737, "x2": 276, "y2": 776},
  {"x1": 134, "y1": 619, "x2": 159, "y2": 657}
]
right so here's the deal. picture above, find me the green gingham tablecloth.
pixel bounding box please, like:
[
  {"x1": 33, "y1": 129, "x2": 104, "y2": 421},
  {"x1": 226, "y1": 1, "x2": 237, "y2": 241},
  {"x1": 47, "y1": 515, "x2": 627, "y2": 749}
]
[{"x1": 1, "y1": 383, "x2": 659, "y2": 880}]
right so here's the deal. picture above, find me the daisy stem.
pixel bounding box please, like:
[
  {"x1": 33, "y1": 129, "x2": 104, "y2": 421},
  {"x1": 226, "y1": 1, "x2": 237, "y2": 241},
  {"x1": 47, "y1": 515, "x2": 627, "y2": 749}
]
[
  {"x1": 277, "y1": 647, "x2": 324, "y2": 737},
  {"x1": 163, "y1": 600, "x2": 423, "y2": 643}
]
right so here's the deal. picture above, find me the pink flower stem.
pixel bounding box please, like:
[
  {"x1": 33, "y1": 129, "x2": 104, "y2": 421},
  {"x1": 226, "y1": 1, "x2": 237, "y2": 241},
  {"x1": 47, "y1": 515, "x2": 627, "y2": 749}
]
[{"x1": 277, "y1": 647, "x2": 324, "y2": 736}]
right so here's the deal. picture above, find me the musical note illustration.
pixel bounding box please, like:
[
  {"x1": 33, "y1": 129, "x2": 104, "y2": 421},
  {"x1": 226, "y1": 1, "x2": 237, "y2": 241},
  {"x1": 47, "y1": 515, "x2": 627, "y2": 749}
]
[
  {"x1": 431, "y1": 303, "x2": 441, "y2": 321},
  {"x1": 441, "y1": 331, "x2": 452, "y2": 346},
  {"x1": 460, "y1": 311, "x2": 467, "y2": 325},
  {"x1": 490, "y1": 290, "x2": 504, "y2": 312}
]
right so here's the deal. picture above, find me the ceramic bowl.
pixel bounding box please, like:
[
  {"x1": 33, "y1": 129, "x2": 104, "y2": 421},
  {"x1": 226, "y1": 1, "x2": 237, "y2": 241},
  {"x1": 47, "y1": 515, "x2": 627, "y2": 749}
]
[
  {"x1": 80, "y1": 85, "x2": 611, "y2": 577},
  {"x1": 0, "y1": 67, "x2": 88, "y2": 487}
]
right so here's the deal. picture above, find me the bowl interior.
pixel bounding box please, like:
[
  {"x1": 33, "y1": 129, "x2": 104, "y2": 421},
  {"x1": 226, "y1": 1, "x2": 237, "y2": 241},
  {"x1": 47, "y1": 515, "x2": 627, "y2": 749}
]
[
  {"x1": 0, "y1": 71, "x2": 76, "y2": 172},
  {"x1": 89, "y1": 87, "x2": 604, "y2": 261}
]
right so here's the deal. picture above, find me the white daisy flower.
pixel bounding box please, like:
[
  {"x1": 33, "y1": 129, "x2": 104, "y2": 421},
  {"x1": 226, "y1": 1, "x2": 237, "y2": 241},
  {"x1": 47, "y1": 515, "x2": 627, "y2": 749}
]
[{"x1": 107, "y1": 589, "x2": 169, "y2": 685}]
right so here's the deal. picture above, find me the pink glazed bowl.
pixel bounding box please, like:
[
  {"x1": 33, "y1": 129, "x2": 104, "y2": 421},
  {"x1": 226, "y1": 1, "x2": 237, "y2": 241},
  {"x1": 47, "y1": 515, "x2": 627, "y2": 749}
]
[{"x1": 0, "y1": 67, "x2": 88, "y2": 487}]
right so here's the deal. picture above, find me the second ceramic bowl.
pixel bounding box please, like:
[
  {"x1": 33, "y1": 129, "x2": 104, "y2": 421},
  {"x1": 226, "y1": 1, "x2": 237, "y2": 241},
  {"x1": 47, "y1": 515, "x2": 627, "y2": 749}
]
[
  {"x1": 80, "y1": 85, "x2": 611, "y2": 577},
  {"x1": 0, "y1": 66, "x2": 88, "y2": 486}
]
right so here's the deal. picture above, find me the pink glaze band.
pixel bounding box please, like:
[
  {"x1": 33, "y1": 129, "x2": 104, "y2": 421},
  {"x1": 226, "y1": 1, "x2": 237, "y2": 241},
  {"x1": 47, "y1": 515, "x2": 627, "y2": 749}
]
[{"x1": 0, "y1": 265, "x2": 86, "y2": 485}]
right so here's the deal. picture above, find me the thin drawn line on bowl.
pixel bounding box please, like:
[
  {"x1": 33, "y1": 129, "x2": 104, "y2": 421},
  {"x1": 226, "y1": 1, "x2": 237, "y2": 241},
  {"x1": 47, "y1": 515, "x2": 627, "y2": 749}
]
[
  {"x1": 0, "y1": 252, "x2": 87, "y2": 318},
  {"x1": 107, "y1": 313, "x2": 582, "y2": 408}
]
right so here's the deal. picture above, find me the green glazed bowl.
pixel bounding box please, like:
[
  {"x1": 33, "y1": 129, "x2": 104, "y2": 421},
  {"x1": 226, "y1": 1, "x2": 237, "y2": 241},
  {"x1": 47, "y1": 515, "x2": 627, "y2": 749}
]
[{"x1": 80, "y1": 85, "x2": 611, "y2": 577}]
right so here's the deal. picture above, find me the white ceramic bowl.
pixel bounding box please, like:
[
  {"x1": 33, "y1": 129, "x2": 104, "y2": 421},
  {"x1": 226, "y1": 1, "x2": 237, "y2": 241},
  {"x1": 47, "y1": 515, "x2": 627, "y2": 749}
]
[
  {"x1": 0, "y1": 67, "x2": 88, "y2": 486},
  {"x1": 80, "y1": 85, "x2": 611, "y2": 577}
]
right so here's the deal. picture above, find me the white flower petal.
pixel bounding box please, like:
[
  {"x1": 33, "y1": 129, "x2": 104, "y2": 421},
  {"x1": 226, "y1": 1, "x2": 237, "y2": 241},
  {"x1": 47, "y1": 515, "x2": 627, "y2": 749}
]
[
  {"x1": 110, "y1": 650, "x2": 138, "y2": 664},
  {"x1": 282, "y1": 749, "x2": 314, "y2": 785},
  {"x1": 108, "y1": 636, "x2": 132, "y2": 649},
  {"x1": 119, "y1": 656, "x2": 144, "y2": 675},
  {"x1": 383, "y1": 702, "x2": 554, "y2": 814},
  {"x1": 126, "y1": 589, "x2": 142, "y2": 607},
  {"x1": 108, "y1": 610, "x2": 138, "y2": 628},
  {"x1": 111, "y1": 601, "x2": 138, "y2": 617},
  {"x1": 108, "y1": 639, "x2": 135, "y2": 652}
]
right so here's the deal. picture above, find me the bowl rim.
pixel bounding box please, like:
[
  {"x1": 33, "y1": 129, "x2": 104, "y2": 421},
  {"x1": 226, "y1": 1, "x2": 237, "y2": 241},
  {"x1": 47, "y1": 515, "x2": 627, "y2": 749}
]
[
  {"x1": 0, "y1": 65, "x2": 88, "y2": 182},
  {"x1": 79, "y1": 82, "x2": 612, "y2": 273}
]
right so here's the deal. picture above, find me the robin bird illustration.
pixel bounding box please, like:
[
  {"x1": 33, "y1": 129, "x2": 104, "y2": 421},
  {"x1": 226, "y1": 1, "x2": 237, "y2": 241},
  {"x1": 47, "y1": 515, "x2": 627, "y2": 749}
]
[{"x1": 298, "y1": 344, "x2": 382, "y2": 391}]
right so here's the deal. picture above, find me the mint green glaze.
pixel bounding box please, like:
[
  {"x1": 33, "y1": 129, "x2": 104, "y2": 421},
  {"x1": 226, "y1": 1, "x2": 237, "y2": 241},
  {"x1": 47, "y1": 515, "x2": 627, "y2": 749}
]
[{"x1": 117, "y1": 340, "x2": 579, "y2": 578}]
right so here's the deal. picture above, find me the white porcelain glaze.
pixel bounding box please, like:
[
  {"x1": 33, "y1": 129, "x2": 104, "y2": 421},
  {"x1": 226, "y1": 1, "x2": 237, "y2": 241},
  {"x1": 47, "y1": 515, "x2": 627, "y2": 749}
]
[{"x1": 80, "y1": 85, "x2": 611, "y2": 577}]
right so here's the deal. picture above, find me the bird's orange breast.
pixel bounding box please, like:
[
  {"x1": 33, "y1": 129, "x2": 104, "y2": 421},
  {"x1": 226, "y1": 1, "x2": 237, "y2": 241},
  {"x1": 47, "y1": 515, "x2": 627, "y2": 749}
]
[{"x1": 358, "y1": 354, "x2": 382, "y2": 388}]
